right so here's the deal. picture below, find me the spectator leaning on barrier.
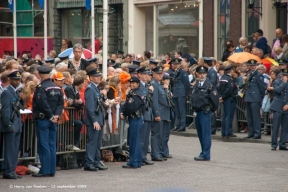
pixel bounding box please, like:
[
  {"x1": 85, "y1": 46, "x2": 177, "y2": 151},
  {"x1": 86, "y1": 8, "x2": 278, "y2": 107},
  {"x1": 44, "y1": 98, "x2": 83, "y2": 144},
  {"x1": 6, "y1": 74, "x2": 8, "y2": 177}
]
[{"x1": 65, "y1": 74, "x2": 85, "y2": 151}]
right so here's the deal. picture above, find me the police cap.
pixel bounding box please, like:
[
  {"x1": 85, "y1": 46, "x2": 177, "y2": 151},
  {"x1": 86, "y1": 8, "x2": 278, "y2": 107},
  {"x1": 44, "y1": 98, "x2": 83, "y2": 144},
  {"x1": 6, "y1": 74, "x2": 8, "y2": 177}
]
[
  {"x1": 281, "y1": 68, "x2": 288, "y2": 76},
  {"x1": 149, "y1": 60, "x2": 158, "y2": 65},
  {"x1": 113, "y1": 63, "x2": 121, "y2": 69},
  {"x1": 246, "y1": 59, "x2": 258, "y2": 66},
  {"x1": 58, "y1": 55, "x2": 69, "y2": 61},
  {"x1": 117, "y1": 50, "x2": 124, "y2": 55},
  {"x1": 45, "y1": 58, "x2": 55, "y2": 64},
  {"x1": 224, "y1": 65, "x2": 233, "y2": 72},
  {"x1": 137, "y1": 66, "x2": 150, "y2": 74},
  {"x1": 278, "y1": 59, "x2": 288, "y2": 65},
  {"x1": 196, "y1": 66, "x2": 208, "y2": 73},
  {"x1": 23, "y1": 58, "x2": 31, "y2": 63},
  {"x1": 203, "y1": 57, "x2": 213, "y2": 63},
  {"x1": 129, "y1": 76, "x2": 140, "y2": 83},
  {"x1": 87, "y1": 57, "x2": 97, "y2": 63},
  {"x1": 87, "y1": 68, "x2": 102, "y2": 77},
  {"x1": 37, "y1": 66, "x2": 52, "y2": 74},
  {"x1": 133, "y1": 60, "x2": 141, "y2": 66},
  {"x1": 169, "y1": 58, "x2": 182, "y2": 65},
  {"x1": 107, "y1": 59, "x2": 115, "y2": 65},
  {"x1": 152, "y1": 66, "x2": 164, "y2": 74},
  {"x1": 8, "y1": 70, "x2": 21, "y2": 79},
  {"x1": 162, "y1": 74, "x2": 170, "y2": 80},
  {"x1": 128, "y1": 65, "x2": 139, "y2": 74}
]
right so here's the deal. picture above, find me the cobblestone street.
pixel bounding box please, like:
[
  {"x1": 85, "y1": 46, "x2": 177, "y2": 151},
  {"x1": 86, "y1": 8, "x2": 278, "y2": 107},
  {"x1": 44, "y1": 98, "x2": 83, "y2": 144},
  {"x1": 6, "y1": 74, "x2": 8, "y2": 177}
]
[{"x1": 1, "y1": 135, "x2": 288, "y2": 192}]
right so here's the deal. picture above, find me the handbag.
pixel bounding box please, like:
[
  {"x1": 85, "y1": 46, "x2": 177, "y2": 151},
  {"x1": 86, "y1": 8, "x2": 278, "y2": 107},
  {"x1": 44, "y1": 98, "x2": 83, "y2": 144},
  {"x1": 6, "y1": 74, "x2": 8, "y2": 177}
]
[{"x1": 261, "y1": 94, "x2": 271, "y2": 113}]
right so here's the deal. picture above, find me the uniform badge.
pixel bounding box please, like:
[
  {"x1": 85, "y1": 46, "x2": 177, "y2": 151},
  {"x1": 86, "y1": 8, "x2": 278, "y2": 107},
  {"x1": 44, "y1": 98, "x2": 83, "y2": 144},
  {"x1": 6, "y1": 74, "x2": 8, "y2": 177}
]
[
  {"x1": 145, "y1": 66, "x2": 149, "y2": 71},
  {"x1": 50, "y1": 90, "x2": 55, "y2": 96},
  {"x1": 159, "y1": 66, "x2": 163, "y2": 71},
  {"x1": 128, "y1": 98, "x2": 134, "y2": 103},
  {"x1": 96, "y1": 68, "x2": 100, "y2": 73},
  {"x1": 213, "y1": 91, "x2": 217, "y2": 96},
  {"x1": 16, "y1": 72, "x2": 21, "y2": 77},
  {"x1": 251, "y1": 60, "x2": 255, "y2": 64},
  {"x1": 280, "y1": 59, "x2": 283, "y2": 63}
]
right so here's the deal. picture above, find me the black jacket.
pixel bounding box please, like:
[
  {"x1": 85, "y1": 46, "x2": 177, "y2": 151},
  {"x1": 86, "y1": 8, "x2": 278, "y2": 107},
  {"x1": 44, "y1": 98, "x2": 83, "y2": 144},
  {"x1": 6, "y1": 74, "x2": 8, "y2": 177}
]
[{"x1": 64, "y1": 84, "x2": 83, "y2": 109}]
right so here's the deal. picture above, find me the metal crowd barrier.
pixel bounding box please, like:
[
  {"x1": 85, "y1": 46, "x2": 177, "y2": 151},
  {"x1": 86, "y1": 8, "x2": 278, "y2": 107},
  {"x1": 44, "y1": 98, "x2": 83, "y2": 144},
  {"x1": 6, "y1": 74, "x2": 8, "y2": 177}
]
[
  {"x1": 185, "y1": 89, "x2": 273, "y2": 133},
  {"x1": 0, "y1": 107, "x2": 128, "y2": 162}
]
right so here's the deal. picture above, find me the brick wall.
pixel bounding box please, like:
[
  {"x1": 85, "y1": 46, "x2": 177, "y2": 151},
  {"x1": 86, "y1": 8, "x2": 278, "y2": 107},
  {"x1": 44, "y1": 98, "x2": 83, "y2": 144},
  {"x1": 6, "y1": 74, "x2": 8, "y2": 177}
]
[
  {"x1": 229, "y1": 0, "x2": 242, "y2": 47},
  {"x1": 203, "y1": 0, "x2": 214, "y2": 57}
]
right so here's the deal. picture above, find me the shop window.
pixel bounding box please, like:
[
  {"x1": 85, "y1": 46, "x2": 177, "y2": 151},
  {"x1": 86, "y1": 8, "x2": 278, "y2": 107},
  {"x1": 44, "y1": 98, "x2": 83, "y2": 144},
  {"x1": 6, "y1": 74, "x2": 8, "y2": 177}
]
[
  {"x1": 218, "y1": 0, "x2": 230, "y2": 59},
  {"x1": 246, "y1": 0, "x2": 261, "y2": 43},
  {"x1": 156, "y1": 3, "x2": 199, "y2": 59}
]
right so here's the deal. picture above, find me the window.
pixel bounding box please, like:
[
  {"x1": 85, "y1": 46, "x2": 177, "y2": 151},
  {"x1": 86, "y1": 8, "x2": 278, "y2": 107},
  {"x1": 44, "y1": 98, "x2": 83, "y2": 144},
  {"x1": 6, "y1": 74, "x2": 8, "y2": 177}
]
[
  {"x1": 276, "y1": 3, "x2": 287, "y2": 34},
  {"x1": 156, "y1": 3, "x2": 199, "y2": 59},
  {"x1": 246, "y1": 0, "x2": 261, "y2": 43},
  {"x1": 218, "y1": 0, "x2": 230, "y2": 59}
]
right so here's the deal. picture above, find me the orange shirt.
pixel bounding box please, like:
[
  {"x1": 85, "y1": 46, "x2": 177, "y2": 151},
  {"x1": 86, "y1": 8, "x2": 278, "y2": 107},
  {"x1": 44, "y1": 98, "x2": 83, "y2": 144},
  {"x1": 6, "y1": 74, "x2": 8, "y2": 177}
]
[{"x1": 58, "y1": 89, "x2": 69, "y2": 124}]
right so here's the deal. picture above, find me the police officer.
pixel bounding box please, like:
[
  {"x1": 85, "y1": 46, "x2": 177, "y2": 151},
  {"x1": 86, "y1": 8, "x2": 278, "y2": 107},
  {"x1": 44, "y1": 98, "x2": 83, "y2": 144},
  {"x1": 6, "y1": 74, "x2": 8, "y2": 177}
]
[
  {"x1": 128, "y1": 65, "x2": 139, "y2": 77},
  {"x1": 191, "y1": 66, "x2": 219, "y2": 161},
  {"x1": 244, "y1": 59, "x2": 267, "y2": 139},
  {"x1": 84, "y1": 68, "x2": 108, "y2": 171},
  {"x1": 218, "y1": 65, "x2": 237, "y2": 137},
  {"x1": 1, "y1": 70, "x2": 23, "y2": 179},
  {"x1": 121, "y1": 76, "x2": 145, "y2": 168},
  {"x1": 170, "y1": 58, "x2": 190, "y2": 132},
  {"x1": 87, "y1": 57, "x2": 98, "y2": 68},
  {"x1": 276, "y1": 59, "x2": 288, "y2": 80},
  {"x1": 149, "y1": 60, "x2": 158, "y2": 70},
  {"x1": 151, "y1": 66, "x2": 172, "y2": 161},
  {"x1": 136, "y1": 66, "x2": 154, "y2": 165},
  {"x1": 32, "y1": 66, "x2": 64, "y2": 177},
  {"x1": 270, "y1": 68, "x2": 288, "y2": 150},
  {"x1": 203, "y1": 57, "x2": 218, "y2": 135}
]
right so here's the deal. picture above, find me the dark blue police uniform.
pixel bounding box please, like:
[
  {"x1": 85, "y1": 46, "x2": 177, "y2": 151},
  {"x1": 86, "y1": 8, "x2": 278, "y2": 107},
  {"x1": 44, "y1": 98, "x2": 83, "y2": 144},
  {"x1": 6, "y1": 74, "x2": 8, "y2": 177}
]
[
  {"x1": 191, "y1": 66, "x2": 219, "y2": 161},
  {"x1": 151, "y1": 66, "x2": 172, "y2": 161},
  {"x1": 84, "y1": 68, "x2": 106, "y2": 171},
  {"x1": 136, "y1": 66, "x2": 154, "y2": 165},
  {"x1": 170, "y1": 59, "x2": 190, "y2": 132},
  {"x1": 122, "y1": 76, "x2": 145, "y2": 168},
  {"x1": 270, "y1": 69, "x2": 288, "y2": 150},
  {"x1": 244, "y1": 60, "x2": 267, "y2": 139},
  {"x1": 218, "y1": 65, "x2": 238, "y2": 137},
  {"x1": 1, "y1": 71, "x2": 23, "y2": 179},
  {"x1": 204, "y1": 57, "x2": 218, "y2": 134},
  {"x1": 32, "y1": 66, "x2": 64, "y2": 177}
]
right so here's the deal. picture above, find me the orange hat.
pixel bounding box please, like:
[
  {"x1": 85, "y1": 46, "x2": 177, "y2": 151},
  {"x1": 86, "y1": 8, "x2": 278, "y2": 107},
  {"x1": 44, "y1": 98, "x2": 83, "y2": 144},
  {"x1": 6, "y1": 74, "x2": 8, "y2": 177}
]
[
  {"x1": 53, "y1": 72, "x2": 65, "y2": 80},
  {"x1": 119, "y1": 71, "x2": 131, "y2": 84}
]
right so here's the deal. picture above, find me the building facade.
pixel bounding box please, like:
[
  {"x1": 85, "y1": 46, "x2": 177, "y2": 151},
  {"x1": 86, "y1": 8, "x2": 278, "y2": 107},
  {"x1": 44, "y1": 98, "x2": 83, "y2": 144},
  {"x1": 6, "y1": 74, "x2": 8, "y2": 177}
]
[{"x1": 129, "y1": 0, "x2": 288, "y2": 60}]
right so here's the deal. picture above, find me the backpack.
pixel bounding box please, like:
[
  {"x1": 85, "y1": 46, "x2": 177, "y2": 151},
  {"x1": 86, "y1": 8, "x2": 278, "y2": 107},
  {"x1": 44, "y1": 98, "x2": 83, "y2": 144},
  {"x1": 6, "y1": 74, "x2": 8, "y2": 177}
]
[{"x1": 58, "y1": 153, "x2": 79, "y2": 170}]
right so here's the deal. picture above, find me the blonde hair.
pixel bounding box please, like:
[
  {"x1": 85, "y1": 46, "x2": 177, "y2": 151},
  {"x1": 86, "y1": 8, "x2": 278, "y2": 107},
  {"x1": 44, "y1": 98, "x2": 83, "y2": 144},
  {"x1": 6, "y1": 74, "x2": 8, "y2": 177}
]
[
  {"x1": 108, "y1": 76, "x2": 120, "y2": 89},
  {"x1": 23, "y1": 81, "x2": 37, "y2": 107}
]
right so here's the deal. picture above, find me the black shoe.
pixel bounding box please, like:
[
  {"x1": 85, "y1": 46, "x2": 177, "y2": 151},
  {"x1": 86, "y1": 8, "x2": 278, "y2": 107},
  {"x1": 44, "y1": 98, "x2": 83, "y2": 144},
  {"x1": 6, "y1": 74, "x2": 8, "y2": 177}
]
[
  {"x1": 84, "y1": 166, "x2": 98, "y2": 171},
  {"x1": 253, "y1": 136, "x2": 261, "y2": 139},
  {"x1": 16, "y1": 175, "x2": 22, "y2": 179},
  {"x1": 152, "y1": 158, "x2": 163, "y2": 162},
  {"x1": 122, "y1": 165, "x2": 137, "y2": 169},
  {"x1": 227, "y1": 134, "x2": 237, "y2": 137},
  {"x1": 162, "y1": 157, "x2": 167, "y2": 161},
  {"x1": 162, "y1": 155, "x2": 172, "y2": 158},
  {"x1": 211, "y1": 132, "x2": 216, "y2": 135},
  {"x1": 271, "y1": 147, "x2": 276, "y2": 151},
  {"x1": 194, "y1": 156, "x2": 210, "y2": 161},
  {"x1": 245, "y1": 135, "x2": 254, "y2": 139},
  {"x1": 32, "y1": 173, "x2": 52, "y2": 177},
  {"x1": 172, "y1": 128, "x2": 179, "y2": 132},
  {"x1": 3, "y1": 174, "x2": 17, "y2": 179},
  {"x1": 141, "y1": 162, "x2": 145, "y2": 166},
  {"x1": 279, "y1": 147, "x2": 288, "y2": 151},
  {"x1": 177, "y1": 129, "x2": 185, "y2": 132},
  {"x1": 95, "y1": 164, "x2": 108, "y2": 170},
  {"x1": 143, "y1": 160, "x2": 154, "y2": 165}
]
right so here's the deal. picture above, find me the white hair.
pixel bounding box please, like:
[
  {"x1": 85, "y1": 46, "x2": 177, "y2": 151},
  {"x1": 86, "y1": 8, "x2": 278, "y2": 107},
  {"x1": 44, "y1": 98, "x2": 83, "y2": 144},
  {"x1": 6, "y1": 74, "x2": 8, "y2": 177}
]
[
  {"x1": 55, "y1": 62, "x2": 68, "y2": 71},
  {"x1": 273, "y1": 46, "x2": 283, "y2": 52},
  {"x1": 239, "y1": 37, "x2": 247, "y2": 43}
]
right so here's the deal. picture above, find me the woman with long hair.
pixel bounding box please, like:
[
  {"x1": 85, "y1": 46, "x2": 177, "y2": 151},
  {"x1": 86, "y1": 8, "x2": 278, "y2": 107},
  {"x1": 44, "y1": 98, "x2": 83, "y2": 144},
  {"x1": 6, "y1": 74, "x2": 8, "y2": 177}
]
[{"x1": 60, "y1": 39, "x2": 69, "y2": 53}]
